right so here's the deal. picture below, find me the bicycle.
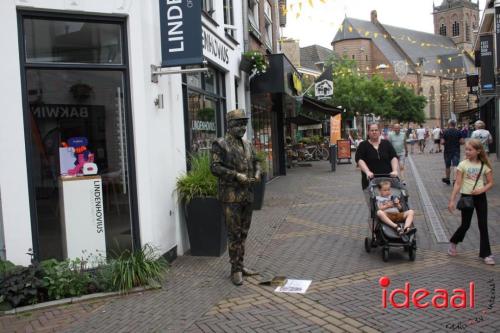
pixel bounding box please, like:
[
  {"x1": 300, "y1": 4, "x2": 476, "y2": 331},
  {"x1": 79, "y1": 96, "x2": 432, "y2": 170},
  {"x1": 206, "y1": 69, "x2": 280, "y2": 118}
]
[{"x1": 305, "y1": 144, "x2": 329, "y2": 161}]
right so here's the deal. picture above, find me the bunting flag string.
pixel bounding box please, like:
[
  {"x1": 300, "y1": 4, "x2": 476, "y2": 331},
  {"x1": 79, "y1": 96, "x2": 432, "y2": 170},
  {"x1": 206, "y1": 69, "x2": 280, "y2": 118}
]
[{"x1": 282, "y1": 1, "x2": 476, "y2": 58}]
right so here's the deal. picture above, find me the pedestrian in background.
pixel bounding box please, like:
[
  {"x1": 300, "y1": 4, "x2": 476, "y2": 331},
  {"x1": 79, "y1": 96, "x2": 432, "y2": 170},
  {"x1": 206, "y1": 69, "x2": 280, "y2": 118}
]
[
  {"x1": 447, "y1": 139, "x2": 494, "y2": 265},
  {"x1": 416, "y1": 125, "x2": 426, "y2": 154},
  {"x1": 429, "y1": 125, "x2": 442, "y2": 153},
  {"x1": 406, "y1": 126, "x2": 416, "y2": 154},
  {"x1": 388, "y1": 123, "x2": 408, "y2": 181},
  {"x1": 441, "y1": 119, "x2": 465, "y2": 185},
  {"x1": 461, "y1": 124, "x2": 469, "y2": 139},
  {"x1": 471, "y1": 120, "x2": 493, "y2": 155}
]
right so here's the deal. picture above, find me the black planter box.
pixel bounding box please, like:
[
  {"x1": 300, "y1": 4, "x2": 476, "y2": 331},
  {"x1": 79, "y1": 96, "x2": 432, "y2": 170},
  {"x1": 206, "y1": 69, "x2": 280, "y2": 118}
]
[
  {"x1": 185, "y1": 197, "x2": 227, "y2": 257},
  {"x1": 239, "y1": 57, "x2": 253, "y2": 73},
  {"x1": 252, "y1": 173, "x2": 267, "y2": 210}
]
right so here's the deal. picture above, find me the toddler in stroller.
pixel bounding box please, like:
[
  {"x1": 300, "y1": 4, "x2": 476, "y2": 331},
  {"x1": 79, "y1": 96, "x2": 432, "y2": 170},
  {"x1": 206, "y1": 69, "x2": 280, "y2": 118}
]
[
  {"x1": 364, "y1": 176, "x2": 417, "y2": 261},
  {"x1": 376, "y1": 180, "x2": 416, "y2": 239}
]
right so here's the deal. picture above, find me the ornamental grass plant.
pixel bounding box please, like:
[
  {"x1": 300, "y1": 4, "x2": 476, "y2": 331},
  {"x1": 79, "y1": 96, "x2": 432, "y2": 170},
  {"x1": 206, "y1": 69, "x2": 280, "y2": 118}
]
[
  {"x1": 108, "y1": 244, "x2": 168, "y2": 293},
  {"x1": 176, "y1": 153, "x2": 217, "y2": 203}
]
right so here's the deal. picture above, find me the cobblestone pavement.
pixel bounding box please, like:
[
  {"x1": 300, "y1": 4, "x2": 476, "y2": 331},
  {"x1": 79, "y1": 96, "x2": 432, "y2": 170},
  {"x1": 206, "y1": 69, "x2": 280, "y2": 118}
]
[{"x1": 2, "y1": 152, "x2": 499, "y2": 332}]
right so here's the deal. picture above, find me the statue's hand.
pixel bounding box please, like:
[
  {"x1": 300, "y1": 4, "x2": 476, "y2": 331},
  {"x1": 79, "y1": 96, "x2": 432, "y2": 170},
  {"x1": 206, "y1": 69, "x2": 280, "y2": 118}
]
[
  {"x1": 248, "y1": 177, "x2": 257, "y2": 185},
  {"x1": 236, "y1": 173, "x2": 249, "y2": 184}
]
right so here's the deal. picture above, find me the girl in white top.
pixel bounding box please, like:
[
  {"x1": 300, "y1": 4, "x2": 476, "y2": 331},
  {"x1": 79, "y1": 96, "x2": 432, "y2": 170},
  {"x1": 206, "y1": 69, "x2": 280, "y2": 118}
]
[{"x1": 447, "y1": 139, "x2": 494, "y2": 264}]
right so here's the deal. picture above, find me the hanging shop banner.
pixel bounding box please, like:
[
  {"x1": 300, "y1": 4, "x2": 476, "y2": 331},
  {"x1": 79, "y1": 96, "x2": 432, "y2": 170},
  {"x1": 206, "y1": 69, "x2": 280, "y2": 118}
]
[
  {"x1": 330, "y1": 114, "x2": 341, "y2": 145},
  {"x1": 315, "y1": 80, "x2": 333, "y2": 99},
  {"x1": 337, "y1": 140, "x2": 351, "y2": 160},
  {"x1": 159, "y1": 0, "x2": 203, "y2": 67},
  {"x1": 496, "y1": 7, "x2": 500, "y2": 70},
  {"x1": 480, "y1": 34, "x2": 495, "y2": 93}
]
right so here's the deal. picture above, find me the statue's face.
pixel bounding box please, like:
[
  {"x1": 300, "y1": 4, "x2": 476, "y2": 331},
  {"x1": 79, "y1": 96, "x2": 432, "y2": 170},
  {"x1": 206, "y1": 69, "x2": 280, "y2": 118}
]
[{"x1": 228, "y1": 119, "x2": 248, "y2": 138}]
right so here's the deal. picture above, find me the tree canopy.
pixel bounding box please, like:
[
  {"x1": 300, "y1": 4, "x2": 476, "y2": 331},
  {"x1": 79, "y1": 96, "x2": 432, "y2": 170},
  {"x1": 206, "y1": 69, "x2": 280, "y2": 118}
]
[{"x1": 320, "y1": 56, "x2": 427, "y2": 124}]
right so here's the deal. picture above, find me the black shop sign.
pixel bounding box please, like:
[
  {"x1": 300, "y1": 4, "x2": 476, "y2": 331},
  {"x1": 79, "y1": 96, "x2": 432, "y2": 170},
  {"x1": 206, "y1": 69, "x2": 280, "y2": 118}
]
[
  {"x1": 159, "y1": 0, "x2": 203, "y2": 67},
  {"x1": 480, "y1": 35, "x2": 495, "y2": 93}
]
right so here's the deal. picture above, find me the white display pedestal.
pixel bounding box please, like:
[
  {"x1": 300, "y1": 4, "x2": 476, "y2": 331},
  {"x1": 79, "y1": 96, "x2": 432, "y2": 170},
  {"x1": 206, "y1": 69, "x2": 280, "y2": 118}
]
[{"x1": 59, "y1": 176, "x2": 106, "y2": 262}]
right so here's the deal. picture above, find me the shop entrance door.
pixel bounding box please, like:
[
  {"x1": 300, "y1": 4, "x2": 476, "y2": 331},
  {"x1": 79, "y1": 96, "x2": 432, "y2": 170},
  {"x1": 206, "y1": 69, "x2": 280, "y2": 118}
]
[{"x1": 19, "y1": 13, "x2": 138, "y2": 260}]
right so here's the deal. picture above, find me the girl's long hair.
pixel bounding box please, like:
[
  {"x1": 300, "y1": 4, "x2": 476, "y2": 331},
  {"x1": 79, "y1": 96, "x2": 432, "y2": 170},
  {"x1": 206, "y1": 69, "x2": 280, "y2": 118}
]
[{"x1": 467, "y1": 139, "x2": 492, "y2": 170}]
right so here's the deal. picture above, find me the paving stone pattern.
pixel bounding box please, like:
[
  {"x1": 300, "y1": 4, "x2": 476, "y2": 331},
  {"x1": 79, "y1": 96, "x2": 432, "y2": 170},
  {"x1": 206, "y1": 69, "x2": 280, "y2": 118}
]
[{"x1": 1, "y1": 152, "x2": 499, "y2": 332}]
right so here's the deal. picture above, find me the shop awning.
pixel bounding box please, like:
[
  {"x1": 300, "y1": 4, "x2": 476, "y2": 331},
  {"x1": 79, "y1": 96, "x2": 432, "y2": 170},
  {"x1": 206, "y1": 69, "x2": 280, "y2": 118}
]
[
  {"x1": 302, "y1": 96, "x2": 342, "y2": 117},
  {"x1": 288, "y1": 113, "x2": 321, "y2": 125}
]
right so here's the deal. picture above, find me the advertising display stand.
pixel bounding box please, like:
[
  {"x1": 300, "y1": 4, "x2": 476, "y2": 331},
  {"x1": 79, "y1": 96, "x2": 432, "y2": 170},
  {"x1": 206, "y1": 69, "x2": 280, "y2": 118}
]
[
  {"x1": 336, "y1": 140, "x2": 352, "y2": 164},
  {"x1": 59, "y1": 176, "x2": 106, "y2": 263}
]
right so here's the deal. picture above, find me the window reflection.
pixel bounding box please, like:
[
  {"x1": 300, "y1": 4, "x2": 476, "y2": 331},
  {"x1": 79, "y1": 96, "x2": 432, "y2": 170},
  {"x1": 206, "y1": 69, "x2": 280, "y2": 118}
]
[{"x1": 24, "y1": 18, "x2": 123, "y2": 64}]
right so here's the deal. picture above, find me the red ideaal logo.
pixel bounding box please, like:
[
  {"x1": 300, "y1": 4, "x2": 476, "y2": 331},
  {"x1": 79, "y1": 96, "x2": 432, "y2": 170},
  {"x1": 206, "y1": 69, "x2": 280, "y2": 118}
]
[{"x1": 379, "y1": 276, "x2": 475, "y2": 309}]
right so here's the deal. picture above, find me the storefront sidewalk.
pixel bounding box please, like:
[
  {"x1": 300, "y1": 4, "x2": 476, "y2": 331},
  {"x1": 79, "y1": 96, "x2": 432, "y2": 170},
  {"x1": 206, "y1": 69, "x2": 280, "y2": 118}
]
[{"x1": 2, "y1": 153, "x2": 500, "y2": 332}]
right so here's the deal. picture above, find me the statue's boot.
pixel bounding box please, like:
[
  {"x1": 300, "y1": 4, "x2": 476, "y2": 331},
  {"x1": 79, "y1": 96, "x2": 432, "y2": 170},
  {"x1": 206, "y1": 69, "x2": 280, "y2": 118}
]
[{"x1": 231, "y1": 272, "x2": 243, "y2": 286}]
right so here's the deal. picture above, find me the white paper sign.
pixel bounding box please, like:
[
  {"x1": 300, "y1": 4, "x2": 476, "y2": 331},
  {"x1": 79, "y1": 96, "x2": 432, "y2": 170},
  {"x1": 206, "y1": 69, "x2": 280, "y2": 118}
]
[
  {"x1": 59, "y1": 147, "x2": 76, "y2": 176},
  {"x1": 275, "y1": 279, "x2": 312, "y2": 294}
]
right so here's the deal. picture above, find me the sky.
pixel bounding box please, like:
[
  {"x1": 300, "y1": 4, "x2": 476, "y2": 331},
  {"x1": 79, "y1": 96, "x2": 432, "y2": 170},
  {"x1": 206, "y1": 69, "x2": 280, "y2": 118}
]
[{"x1": 282, "y1": 0, "x2": 488, "y2": 48}]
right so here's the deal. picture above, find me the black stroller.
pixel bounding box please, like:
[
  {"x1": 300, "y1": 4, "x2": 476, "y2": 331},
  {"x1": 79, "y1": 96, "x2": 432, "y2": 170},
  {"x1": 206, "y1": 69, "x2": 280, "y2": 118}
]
[{"x1": 364, "y1": 176, "x2": 417, "y2": 262}]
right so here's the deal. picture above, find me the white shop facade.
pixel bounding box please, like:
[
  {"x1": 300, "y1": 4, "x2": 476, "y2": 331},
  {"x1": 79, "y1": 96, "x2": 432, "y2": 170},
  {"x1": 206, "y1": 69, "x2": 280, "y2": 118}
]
[{"x1": 0, "y1": 0, "x2": 244, "y2": 266}]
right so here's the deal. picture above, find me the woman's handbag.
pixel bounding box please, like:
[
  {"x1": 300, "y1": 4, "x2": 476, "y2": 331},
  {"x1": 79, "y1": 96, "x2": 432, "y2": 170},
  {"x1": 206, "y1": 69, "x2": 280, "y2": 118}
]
[{"x1": 456, "y1": 162, "x2": 484, "y2": 211}]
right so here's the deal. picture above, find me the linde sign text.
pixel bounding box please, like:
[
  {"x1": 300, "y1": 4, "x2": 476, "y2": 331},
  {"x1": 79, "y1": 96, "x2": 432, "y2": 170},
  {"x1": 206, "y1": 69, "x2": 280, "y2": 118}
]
[
  {"x1": 159, "y1": 0, "x2": 202, "y2": 67},
  {"x1": 164, "y1": 0, "x2": 194, "y2": 53},
  {"x1": 202, "y1": 28, "x2": 229, "y2": 65}
]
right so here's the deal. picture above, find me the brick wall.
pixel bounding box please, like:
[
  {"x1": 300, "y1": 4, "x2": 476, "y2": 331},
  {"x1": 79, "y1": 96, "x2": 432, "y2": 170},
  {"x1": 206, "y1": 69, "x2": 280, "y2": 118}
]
[{"x1": 281, "y1": 39, "x2": 301, "y2": 67}]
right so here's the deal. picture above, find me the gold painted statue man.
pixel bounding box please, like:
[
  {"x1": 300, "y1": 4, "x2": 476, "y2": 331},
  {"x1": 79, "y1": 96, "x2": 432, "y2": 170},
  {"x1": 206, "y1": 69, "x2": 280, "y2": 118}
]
[{"x1": 211, "y1": 109, "x2": 261, "y2": 286}]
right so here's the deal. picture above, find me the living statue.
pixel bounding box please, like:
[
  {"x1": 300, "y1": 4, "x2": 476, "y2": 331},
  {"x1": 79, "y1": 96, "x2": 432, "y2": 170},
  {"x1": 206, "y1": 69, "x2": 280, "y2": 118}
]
[{"x1": 211, "y1": 109, "x2": 261, "y2": 286}]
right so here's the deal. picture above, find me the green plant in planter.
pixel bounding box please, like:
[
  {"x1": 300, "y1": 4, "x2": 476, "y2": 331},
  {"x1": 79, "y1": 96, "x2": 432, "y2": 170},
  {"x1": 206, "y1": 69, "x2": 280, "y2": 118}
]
[
  {"x1": 176, "y1": 153, "x2": 217, "y2": 203},
  {"x1": 255, "y1": 150, "x2": 268, "y2": 174},
  {"x1": 242, "y1": 51, "x2": 268, "y2": 75}
]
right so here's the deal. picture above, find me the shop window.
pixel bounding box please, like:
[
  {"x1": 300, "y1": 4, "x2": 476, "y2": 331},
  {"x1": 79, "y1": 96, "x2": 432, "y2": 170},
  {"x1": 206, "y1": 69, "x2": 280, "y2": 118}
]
[
  {"x1": 20, "y1": 13, "x2": 135, "y2": 261},
  {"x1": 251, "y1": 102, "x2": 273, "y2": 176},
  {"x1": 223, "y1": 0, "x2": 235, "y2": 38},
  {"x1": 24, "y1": 18, "x2": 123, "y2": 64},
  {"x1": 184, "y1": 68, "x2": 226, "y2": 155}
]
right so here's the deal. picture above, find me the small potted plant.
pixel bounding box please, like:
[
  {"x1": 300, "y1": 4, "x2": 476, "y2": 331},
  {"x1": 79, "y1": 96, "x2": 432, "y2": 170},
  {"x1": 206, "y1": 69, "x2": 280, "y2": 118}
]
[
  {"x1": 252, "y1": 150, "x2": 269, "y2": 210},
  {"x1": 240, "y1": 51, "x2": 268, "y2": 75},
  {"x1": 176, "y1": 154, "x2": 226, "y2": 257},
  {"x1": 69, "y1": 83, "x2": 93, "y2": 102}
]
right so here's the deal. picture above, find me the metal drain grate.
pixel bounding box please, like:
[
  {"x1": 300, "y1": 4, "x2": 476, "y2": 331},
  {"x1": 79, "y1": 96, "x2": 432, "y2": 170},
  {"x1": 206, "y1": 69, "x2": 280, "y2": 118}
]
[{"x1": 408, "y1": 156, "x2": 449, "y2": 243}]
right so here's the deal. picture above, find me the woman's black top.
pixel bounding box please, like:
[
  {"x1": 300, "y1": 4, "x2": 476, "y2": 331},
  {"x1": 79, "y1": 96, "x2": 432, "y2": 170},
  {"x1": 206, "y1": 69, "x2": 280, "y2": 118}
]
[{"x1": 355, "y1": 139, "x2": 397, "y2": 189}]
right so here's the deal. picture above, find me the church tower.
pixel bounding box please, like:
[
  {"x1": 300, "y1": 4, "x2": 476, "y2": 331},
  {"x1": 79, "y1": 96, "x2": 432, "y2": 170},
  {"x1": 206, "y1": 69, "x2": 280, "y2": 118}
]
[{"x1": 433, "y1": 0, "x2": 480, "y2": 52}]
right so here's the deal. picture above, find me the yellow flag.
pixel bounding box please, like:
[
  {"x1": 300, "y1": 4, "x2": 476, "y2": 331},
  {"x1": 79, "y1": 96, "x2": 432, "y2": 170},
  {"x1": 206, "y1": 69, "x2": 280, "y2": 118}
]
[
  {"x1": 308, "y1": 0, "x2": 313, "y2": 7},
  {"x1": 292, "y1": 73, "x2": 303, "y2": 94},
  {"x1": 348, "y1": 26, "x2": 353, "y2": 32}
]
